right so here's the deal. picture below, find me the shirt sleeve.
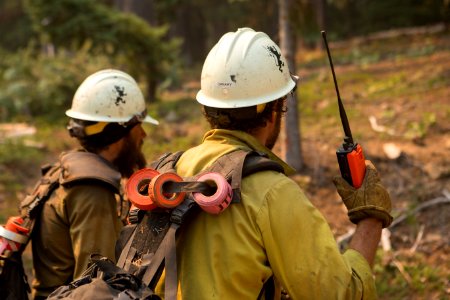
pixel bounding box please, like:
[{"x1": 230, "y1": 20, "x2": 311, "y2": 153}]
[
  {"x1": 257, "y1": 176, "x2": 377, "y2": 300},
  {"x1": 63, "y1": 184, "x2": 123, "y2": 279}
]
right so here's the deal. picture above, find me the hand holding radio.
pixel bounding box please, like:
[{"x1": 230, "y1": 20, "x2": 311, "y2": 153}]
[
  {"x1": 322, "y1": 31, "x2": 393, "y2": 227},
  {"x1": 333, "y1": 160, "x2": 393, "y2": 228}
]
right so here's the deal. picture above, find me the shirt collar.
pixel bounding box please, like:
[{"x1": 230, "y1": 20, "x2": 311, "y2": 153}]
[{"x1": 202, "y1": 129, "x2": 296, "y2": 176}]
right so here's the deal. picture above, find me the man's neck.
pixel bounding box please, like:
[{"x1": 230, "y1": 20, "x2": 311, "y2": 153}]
[
  {"x1": 249, "y1": 112, "x2": 275, "y2": 147},
  {"x1": 97, "y1": 139, "x2": 122, "y2": 163}
]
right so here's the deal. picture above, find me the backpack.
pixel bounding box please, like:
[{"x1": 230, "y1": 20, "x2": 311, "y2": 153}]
[
  {"x1": 48, "y1": 150, "x2": 284, "y2": 300},
  {"x1": 0, "y1": 151, "x2": 122, "y2": 300}
]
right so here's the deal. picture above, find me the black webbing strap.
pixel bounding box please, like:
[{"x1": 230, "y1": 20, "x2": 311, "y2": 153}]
[
  {"x1": 140, "y1": 197, "x2": 198, "y2": 299},
  {"x1": 150, "y1": 152, "x2": 184, "y2": 173},
  {"x1": 164, "y1": 225, "x2": 178, "y2": 300},
  {"x1": 207, "y1": 150, "x2": 284, "y2": 203},
  {"x1": 21, "y1": 163, "x2": 61, "y2": 220},
  {"x1": 116, "y1": 228, "x2": 137, "y2": 269},
  {"x1": 141, "y1": 224, "x2": 178, "y2": 296},
  {"x1": 206, "y1": 150, "x2": 247, "y2": 203},
  {"x1": 242, "y1": 152, "x2": 284, "y2": 177}
]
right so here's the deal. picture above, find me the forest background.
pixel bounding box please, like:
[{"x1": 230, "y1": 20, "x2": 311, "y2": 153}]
[{"x1": 0, "y1": 0, "x2": 449, "y2": 299}]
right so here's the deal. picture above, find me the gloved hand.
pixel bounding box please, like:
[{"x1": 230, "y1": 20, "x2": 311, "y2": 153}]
[{"x1": 333, "y1": 160, "x2": 393, "y2": 228}]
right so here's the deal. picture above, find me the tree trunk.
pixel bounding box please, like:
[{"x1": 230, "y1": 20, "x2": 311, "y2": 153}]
[
  {"x1": 278, "y1": 0, "x2": 303, "y2": 171},
  {"x1": 314, "y1": 0, "x2": 326, "y2": 50},
  {"x1": 147, "y1": 77, "x2": 157, "y2": 102},
  {"x1": 172, "y1": 2, "x2": 207, "y2": 66}
]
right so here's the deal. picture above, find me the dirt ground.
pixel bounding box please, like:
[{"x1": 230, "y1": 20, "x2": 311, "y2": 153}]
[
  {"x1": 0, "y1": 25, "x2": 449, "y2": 299},
  {"x1": 289, "y1": 36, "x2": 450, "y2": 298},
  {"x1": 299, "y1": 129, "x2": 450, "y2": 299}
]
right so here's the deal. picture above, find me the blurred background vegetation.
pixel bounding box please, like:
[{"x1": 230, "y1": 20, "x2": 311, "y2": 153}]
[
  {"x1": 0, "y1": 0, "x2": 447, "y2": 124},
  {"x1": 0, "y1": 0, "x2": 449, "y2": 299}
]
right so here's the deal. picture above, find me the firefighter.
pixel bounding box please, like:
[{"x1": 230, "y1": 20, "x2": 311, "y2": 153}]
[
  {"x1": 156, "y1": 28, "x2": 393, "y2": 299},
  {"x1": 31, "y1": 69, "x2": 158, "y2": 299}
]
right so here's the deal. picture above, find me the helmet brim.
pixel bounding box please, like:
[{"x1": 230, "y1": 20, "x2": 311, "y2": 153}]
[
  {"x1": 143, "y1": 115, "x2": 159, "y2": 125},
  {"x1": 66, "y1": 109, "x2": 159, "y2": 126}
]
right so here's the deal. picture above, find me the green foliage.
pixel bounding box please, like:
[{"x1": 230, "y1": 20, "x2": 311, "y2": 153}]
[
  {"x1": 366, "y1": 73, "x2": 407, "y2": 96},
  {"x1": 405, "y1": 112, "x2": 437, "y2": 140},
  {"x1": 0, "y1": 1, "x2": 34, "y2": 51},
  {"x1": 0, "y1": 45, "x2": 113, "y2": 122},
  {"x1": 154, "y1": 0, "x2": 278, "y2": 63},
  {"x1": 155, "y1": 98, "x2": 203, "y2": 123},
  {"x1": 325, "y1": 0, "x2": 448, "y2": 39},
  {"x1": 142, "y1": 127, "x2": 204, "y2": 162},
  {"x1": 0, "y1": 139, "x2": 43, "y2": 172},
  {"x1": 374, "y1": 250, "x2": 448, "y2": 299},
  {"x1": 0, "y1": 139, "x2": 44, "y2": 220},
  {"x1": 23, "y1": 0, "x2": 181, "y2": 97},
  {"x1": 290, "y1": 0, "x2": 323, "y2": 45}
]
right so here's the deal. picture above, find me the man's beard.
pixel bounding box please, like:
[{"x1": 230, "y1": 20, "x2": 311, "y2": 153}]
[
  {"x1": 113, "y1": 134, "x2": 147, "y2": 178},
  {"x1": 265, "y1": 112, "x2": 282, "y2": 150}
]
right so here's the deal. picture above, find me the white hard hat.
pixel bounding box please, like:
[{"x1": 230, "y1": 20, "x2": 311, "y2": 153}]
[
  {"x1": 66, "y1": 69, "x2": 159, "y2": 125},
  {"x1": 196, "y1": 27, "x2": 296, "y2": 108}
]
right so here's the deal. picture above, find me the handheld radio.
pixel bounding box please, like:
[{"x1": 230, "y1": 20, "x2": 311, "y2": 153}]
[{"x1": 321, "y1": 31, "x2": 366, "y2": 188}]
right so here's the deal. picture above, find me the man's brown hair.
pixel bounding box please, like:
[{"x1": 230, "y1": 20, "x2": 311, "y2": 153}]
[{"x1": 203, "y1": 97, "x2": 287, "y2": 133}]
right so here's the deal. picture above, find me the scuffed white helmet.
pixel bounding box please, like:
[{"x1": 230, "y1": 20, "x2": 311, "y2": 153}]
[
  {"x1": 196, "y1": 27, "x2": 296, "y2": 108},
  {"x1": 66, "y1": 69, "x2": 158, "y2": 125}
]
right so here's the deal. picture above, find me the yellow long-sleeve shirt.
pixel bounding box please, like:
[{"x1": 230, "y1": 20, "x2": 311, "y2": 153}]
[{"x1": 157, "y1": 129, "x2": 377, "y2": 299}]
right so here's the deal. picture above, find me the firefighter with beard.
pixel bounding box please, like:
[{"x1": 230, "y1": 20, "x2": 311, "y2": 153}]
[
  {"x1": 154, "y1": 28, "x2": 392, "y2": 299},
  {"x1": 31, "y1": 69, "x2": 159, "y2": 299}
]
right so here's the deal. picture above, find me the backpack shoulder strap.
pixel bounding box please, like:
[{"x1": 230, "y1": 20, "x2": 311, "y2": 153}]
[
  {"x1": 20, "y1": 162, "x2": 61, "y2": 221},
  {"x1": 242, "y1": 151, "x2": 285, "y2": 176},
  {"x1": 59, "y1": 150, "x2": 122, "y2": 192},
  {"x1": 149, "y1": 152, "x2": 184, "y2": 174},
  {"x1": 207, "y1": 150, "x2": 284, "y2": 203}
]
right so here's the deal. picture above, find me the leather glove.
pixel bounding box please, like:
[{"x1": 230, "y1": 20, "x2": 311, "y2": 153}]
[{"x1": 333, "y1": 160, "x2": 393, "y2": 228}]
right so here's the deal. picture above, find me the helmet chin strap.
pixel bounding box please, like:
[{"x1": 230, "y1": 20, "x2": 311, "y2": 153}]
[
  {"x1": 84, "y1": 122, "x2": 108, "y2": 136},
  {"x1": 256, "y1": 103, "x2": 266, "y2": 113}
]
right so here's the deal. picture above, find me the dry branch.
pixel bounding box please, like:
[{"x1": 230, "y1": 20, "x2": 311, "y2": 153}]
[
  {"x1": 337, "y1": 190, "x2": 450, "y2": 247},
  {"x1": 409, "y1": 224, "x2": 425, "y2": 253},
  {"x1": 390, "y1": 192, "x2": 450, "y2": 229},
  {"x1": 392, "y1": 259, "x2": 413, "y2": 286}
]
